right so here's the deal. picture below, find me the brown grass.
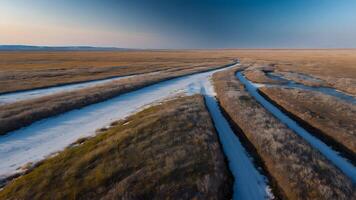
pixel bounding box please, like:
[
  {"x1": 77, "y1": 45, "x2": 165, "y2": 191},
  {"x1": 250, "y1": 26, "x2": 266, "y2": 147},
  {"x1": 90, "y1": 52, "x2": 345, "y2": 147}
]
[
  {"x1": 234, "y1": 49, "x2": 356, "y2": 78},
  {"x1": 0, "y1": 95, "x2": 232, "y2": 200},
  {"x1": 0, "y1": 51, "x2": 232, "y2": 93},
  {"x1": 212, "y1": 67, "x2": 354, "y2": 200},
  {"x1": 2, "y1": 49, "x2": 356, "y2": 93},
  {"x1": 260, "y1": 87, "x2": 356, "y2": 155},
  {"x1": 0, "y1": 62, "x2": 234, "y2": 135},
  {"x1": 243, "y1": 66, "x2": 283, "y2": 84}
]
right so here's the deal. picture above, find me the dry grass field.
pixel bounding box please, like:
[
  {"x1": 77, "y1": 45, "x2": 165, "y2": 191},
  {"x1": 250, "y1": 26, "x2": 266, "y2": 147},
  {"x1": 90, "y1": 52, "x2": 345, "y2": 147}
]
[
  {"x1": 0, "y1": 49, "x2": 355, "y2": 199},
  {"x1": 1, "y1": 49, "x2": 356, "y2": 93},
  {"x1": 0, "y1": 62, "x2": 234, "y2": 135},
  {"x1": 235, "y1": 49, "x2": 356, "y2": 94},
  {"x1": 0, "y1": 95, "x2": 232, "y2": 200},
  {"x1": 213, "y1": 67, "x2": 354, "y2": 200},
  {"x1": 0, "y1": 51, "x2": 233, "y2": 93},
  {"x1": 234, "y1": 49, "x2": 356, "y2": 78},
  {"x1": 260, "y1": 87, "x2": 356, "y2": 157}
]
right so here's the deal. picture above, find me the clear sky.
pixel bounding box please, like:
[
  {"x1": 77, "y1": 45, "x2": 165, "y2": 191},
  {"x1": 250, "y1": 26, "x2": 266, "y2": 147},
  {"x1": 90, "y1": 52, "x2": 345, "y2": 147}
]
[{"x1": 1, "y1": 0, "x2": 356, "y2": 48}]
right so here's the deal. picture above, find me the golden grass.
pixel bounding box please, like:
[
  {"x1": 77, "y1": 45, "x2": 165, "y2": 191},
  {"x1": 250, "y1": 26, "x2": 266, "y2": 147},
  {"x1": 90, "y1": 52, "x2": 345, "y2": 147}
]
[
  {"x1": 213, "y1": 67, "x2": 354, "y2": 200},
  {"x1": 0, "y1": 51, "x2": 232, "y2": 93},
  {"x1": 0, "y1": 95, "x2": 232, "y2": 200},
  {"x1": 0, "y1": 62, "x2": 234, "y2": 135},
  {"x1": 1, "y1": 49, "x2": 356, "y2": 93},
  {"x1": 260, "y1": 87, "x2": 356, "y2": 156}
]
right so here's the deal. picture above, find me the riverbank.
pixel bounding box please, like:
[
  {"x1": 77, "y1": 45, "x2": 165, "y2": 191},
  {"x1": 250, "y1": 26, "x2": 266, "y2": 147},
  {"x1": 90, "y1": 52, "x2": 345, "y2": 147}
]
[
  {"x1": 213, "y1": 67, "x2": 354, "y2": 199},
  {"x1": 259, "y1": 87, "x2": 356, "y2": 157},
  {"x1": 0, "y1": 62, "x2": 237, "y2": 135},
  {"x1": 0, "y1": 95, "x2": 232, "y2": 199}
]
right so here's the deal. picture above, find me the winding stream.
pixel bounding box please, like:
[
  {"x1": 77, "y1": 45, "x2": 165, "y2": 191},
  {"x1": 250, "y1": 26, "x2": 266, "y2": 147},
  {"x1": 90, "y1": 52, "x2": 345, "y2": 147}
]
[
  {"x1": 265, "y1": 72, "x2": 356, "y2": 104},
  {"x1": 0, "y1": 73, "x2": 153, "y2": 105},
  {"x1": 237, "y1": 71, "x2": 356, "y2": 183},
  {"x1": 203, "y1": 86, "x2": 273, "y2": 200},
  {"x1": 0, "y1": 64, "x2": 274, "y2": 199}
]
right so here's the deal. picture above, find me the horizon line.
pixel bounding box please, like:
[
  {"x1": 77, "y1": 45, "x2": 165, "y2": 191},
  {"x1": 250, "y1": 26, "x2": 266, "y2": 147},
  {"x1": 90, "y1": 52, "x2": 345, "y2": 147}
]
[{"x1": 1, "y1": 44, "x2": 356, "y2": 51}]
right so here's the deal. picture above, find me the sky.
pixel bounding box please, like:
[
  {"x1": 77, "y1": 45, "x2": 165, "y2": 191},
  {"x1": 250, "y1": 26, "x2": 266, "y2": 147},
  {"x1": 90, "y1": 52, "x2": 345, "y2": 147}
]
[{"x1": 1, "y1": 0, "x2": 356, "y2": 49}]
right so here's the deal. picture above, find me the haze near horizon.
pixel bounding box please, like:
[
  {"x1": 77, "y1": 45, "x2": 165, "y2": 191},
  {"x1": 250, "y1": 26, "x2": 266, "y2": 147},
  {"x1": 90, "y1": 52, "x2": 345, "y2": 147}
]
[{"x1": 1, "y1": 0, "x2": 356, "y2": 49}]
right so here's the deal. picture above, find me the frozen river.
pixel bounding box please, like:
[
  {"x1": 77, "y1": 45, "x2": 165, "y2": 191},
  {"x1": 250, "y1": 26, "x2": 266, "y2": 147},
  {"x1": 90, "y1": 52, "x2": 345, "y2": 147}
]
[
  {"x1": 0, "y1": 73, "x2": 151, "y2": 105},
  {"x1": 265, "y1": 72, "x2": 356, "y2": 104},
  {"x1": 237, "y1": 71, "x2": 356, "y2": 183},
  {"x1": 0, "y1": 63, "x2": 274, "y2": 199}
]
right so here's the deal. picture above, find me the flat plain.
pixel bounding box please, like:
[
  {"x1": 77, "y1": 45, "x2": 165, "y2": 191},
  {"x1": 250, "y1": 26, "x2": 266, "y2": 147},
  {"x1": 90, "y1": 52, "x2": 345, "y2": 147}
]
[
  {"x1": 0, "y1": 49, "x2": 355, "y2": 199},
  {"x1": 1, "y1": 49, "x2": 355, "y2": 92}
]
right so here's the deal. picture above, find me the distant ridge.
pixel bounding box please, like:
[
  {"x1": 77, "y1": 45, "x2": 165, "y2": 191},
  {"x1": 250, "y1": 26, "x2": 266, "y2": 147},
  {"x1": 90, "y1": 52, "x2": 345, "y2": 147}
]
[{"x1": 0, "y1": 45, "x2": 134, "y2": 51}]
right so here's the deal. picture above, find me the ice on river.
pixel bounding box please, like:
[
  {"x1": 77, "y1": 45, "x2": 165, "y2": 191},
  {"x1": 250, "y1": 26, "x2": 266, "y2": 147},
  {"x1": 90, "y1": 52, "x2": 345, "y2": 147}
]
[
  {"x1": 0, "y1": 64, "x2": 275, "y2": 199},
  {"x1": 0, "y1": 72, "x2": 162, "y2": 105},
  {"x1": 0, "y1": 68, "x2": 218, "y2": 179},
  {"x1": 237, "y1": 71, "x2": 356, "y2": 183},
  {"x1": 203, "y1": 84, "x2": 273, "y2": 200}
]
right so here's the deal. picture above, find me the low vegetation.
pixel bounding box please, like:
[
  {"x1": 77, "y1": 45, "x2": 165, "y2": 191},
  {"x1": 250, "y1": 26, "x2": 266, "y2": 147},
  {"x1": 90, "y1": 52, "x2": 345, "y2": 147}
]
[
  {"x1": 2, "y1": 49, "x2": 356, "y2": 94},
  {"x1": 213, "y1": 67, "x2": 354, "y2": 200},
  {"x1": 0, "y1": 51, "x2": 232, "y2": 93},
  {"x1": 272, "y1": 71, "x2": 356, "y2": 95},
  {"x1": 0, "y1": 62, "x2": 234, "y2": 135},
  {"x1": 0, "y1": 95, "x2": 232, "y2": 199},
  {"x1": 272, "y1": 71, "x2": 327, "y2": 87},
  {"x1": 243, "y1": 65, "x2": 282, "y2": 84},
  {"x1": 259, "y1": 87, "x2": 356, "y2": 156}
]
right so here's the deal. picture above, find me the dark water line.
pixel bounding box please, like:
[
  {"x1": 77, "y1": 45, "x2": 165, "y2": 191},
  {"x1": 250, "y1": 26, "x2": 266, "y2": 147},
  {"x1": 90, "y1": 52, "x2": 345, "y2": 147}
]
[
  {"x1": 258, "y1": 90, "x2": 356, "y2": 165},
  {"x1": 265, "y1": 72, "x2": 356, "y2": 104},
  {"x1": 215, "y1": 100, "x2": 286, "y2": 200}
]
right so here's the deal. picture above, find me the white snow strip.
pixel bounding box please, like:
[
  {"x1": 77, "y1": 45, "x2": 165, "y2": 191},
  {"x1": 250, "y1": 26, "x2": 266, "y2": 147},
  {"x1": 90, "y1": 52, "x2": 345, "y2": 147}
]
[
  {"x1": 0, "y1": 72, "x2": 160, "y2": 105},
  {"x1": 0, "y1": 63, "x2": 275, "y2": 199},
  {"x1": 202, "y1": 80, "x2": 273, "y2": 200},
  {"x1": 0, "y1": 65, "x2": 236, "y2": 179}
]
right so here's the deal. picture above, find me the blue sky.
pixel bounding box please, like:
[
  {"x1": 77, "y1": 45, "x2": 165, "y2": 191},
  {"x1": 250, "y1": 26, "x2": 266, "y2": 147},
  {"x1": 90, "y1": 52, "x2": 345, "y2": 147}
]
[{"x1": 1, "y1": 0, "x2": 356, "y2": 48}]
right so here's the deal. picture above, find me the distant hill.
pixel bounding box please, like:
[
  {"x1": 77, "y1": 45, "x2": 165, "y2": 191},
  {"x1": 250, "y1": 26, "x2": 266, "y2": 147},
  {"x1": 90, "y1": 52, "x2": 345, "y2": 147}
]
[{"x1": 0, "y1": 45, "x2": 133, "y2": 51}]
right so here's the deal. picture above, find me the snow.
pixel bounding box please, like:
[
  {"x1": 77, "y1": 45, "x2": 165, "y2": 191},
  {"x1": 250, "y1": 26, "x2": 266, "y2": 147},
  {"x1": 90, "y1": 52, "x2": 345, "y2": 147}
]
[
  {"x1": 0, "y1": 69, "x2": 217, "y2": 179},
  {"x1": 265, "y1": 72, "x2": 356, "y2": 104},
  {"x1": 202, "y1": 81, "x2": 273, "y2": 200},
  {"x1": 237, "y1": 71, "x2": 356, "y2": 183},
  {"x1": 0, "y1": 63, "x2": 276, "y2": 199},
  {"x1": 0, "y1": 72, "x2": 161, "y2": 105},
  {"x1": 0, "y1": 66, "x2": 236, "y2": 177}
]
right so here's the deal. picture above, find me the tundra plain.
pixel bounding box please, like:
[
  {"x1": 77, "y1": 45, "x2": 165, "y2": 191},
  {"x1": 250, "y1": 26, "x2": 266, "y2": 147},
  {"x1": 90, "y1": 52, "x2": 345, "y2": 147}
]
[{"x1": 0, "y1": 49, "x2": 355, "y2": 200}]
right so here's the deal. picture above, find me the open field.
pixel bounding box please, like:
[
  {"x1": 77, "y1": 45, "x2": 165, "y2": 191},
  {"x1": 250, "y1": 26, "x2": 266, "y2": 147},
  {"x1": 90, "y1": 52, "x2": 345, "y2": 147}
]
[
  {"x1": 233, "y1": 49, "x2": 356, "y2": 94},
  {"x1": 2, "y1": 0, "x2": 356, "y2": 198},
  {"x1": 2, "y1": 49, "x2": 356, "y2": 93},
  {"x1": 0, "y1": 51, "x2": 233, "y2": 93},
  {"x1": 0, "y1": 49, "x2": 355, "y2": 199},
  {"x1": 213, "y1": 67, "x2": 354, "y2": 200},
  {"x1": 0, "y1": 95, "x2": 232, "y2": 199},
  {"x1": 0, "y1": 62, "x2": 235, "y2": 135},
  {"x1": 260, "y1": 87, "x2": 356, "y2": 157}
]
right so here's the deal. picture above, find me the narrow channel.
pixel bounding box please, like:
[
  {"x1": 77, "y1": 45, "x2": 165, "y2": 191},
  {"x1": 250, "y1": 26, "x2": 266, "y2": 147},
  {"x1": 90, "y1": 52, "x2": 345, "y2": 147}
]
[
  {"x1": 265, "y1": 72, "x2": 356, "y2": 104},
  {"x1": 0, "y1": 73, "x2": 148, "y2": 105},
  {"x1": 0, "y1": 65, "x2": 241, "y2": 179},
  {"x1": 236, "y1": 71, "x2": 356, "y2": 183},
  {"x1": 0, "y1": 64, "x2": 279, "y2": 199},
  {"x1": 202, "y1": 83, "x2": 274, "y2": 200}
]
